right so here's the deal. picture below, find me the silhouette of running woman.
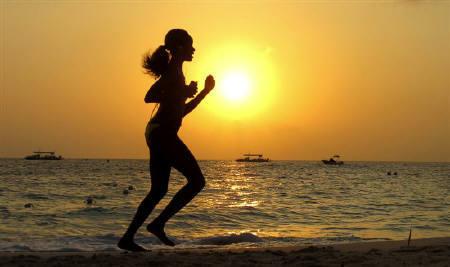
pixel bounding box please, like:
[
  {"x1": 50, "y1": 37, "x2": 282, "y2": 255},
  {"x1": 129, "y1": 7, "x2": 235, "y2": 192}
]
[{"x1": 118, "y1": 29, "x2": 215, "y2": 251}]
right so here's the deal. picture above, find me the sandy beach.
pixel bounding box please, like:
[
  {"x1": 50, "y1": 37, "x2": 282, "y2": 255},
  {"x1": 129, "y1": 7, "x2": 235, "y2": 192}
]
[{"x1": 1, "y1": 237, "x2": 448, "y2": 267}]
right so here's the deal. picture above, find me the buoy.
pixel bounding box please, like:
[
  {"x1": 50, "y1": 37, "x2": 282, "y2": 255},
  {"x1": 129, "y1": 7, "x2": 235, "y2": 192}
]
[
  {"x1": 128, "y1": 185, "x2": 134, "y2": 190},
  {"x1": 24, "y1": 203, "x2": 33, "y2": 208},
  {"x1": 86, "y1": 196, "x2": 94, "y2": 205},
  {"x1": 123, "y1": 189, "x2": 129, "y2": 195},
  {"x1": 387, "y1": 172, "x2": 391, "y2": 175},
  {"x1": 393, "y1": 172, "x2": 398, "y2": 175}
]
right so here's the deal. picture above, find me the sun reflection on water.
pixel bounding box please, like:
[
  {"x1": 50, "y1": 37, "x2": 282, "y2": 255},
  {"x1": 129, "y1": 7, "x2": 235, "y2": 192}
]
[{"x1": 228, "y1": 200, "x2": 260, "y2": 208}]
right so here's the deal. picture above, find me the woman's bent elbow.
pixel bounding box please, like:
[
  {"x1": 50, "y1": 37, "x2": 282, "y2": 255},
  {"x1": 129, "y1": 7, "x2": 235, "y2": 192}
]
[{"x1": 144, "y1": 97, "x2": 158, "y2": 103}]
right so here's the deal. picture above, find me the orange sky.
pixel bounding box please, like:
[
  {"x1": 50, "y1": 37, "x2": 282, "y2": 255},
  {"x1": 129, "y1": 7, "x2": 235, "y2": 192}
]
[{"x1": 1, "y1": 1, "x2": 449, "y2": 161}]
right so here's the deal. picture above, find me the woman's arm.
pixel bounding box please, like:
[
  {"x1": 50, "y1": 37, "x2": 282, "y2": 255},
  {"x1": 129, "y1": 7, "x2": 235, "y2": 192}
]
[
  {"x1": 144, "y1": 80, "x2": 164, "y2": 103},
  {"x1": 183, "y1": 75, "x2": 215, "y2": 116},
  {"x1": 183, "y1": 89, "x2": 209, "y2": 116},
  {"x1": 144, "y1": 75, "x2": 186, "y2": 103}
]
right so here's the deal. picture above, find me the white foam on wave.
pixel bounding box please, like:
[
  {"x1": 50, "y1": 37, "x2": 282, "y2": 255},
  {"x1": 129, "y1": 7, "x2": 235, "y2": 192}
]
[{"x1": 194, "y1": 233, "x2": 263, "y2": 245}]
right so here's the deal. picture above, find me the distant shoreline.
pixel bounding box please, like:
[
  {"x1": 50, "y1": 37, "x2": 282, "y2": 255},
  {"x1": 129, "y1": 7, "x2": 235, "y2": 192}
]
[{"x1": 1, "y1": 157, "x2": 449, "y2": 163}]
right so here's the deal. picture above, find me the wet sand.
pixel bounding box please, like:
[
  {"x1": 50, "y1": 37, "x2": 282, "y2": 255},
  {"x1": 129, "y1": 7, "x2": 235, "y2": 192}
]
[{"x1": 0, "y1": 237, "x2": 448, "y2": 266}]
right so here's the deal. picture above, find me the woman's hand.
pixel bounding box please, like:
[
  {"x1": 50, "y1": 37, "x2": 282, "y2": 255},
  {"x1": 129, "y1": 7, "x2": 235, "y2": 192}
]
[
  {"x1": 185, "y1": 81, "x2": 198, "y2": 98},
  {"x1": 183, "y1": 75, "x2": 215, "y2": 116},
  {"x1": 204, "y1": 75, "x2": 215, "y2": 93}
]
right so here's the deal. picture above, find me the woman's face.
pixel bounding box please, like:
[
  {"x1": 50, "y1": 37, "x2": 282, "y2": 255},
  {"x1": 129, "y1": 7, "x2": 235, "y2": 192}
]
[
  {"x1": 182, "y1": 40, "x2": 195, "y2": 62},
  {"x1": 170, "y1": 36, "x2": 195, "y2": 62}
]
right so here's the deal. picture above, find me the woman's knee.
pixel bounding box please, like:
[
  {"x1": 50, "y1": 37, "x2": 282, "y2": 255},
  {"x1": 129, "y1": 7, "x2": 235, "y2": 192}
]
[
  {"x1": 149, "y1": 185, "x2": 168, "y2": 200},
  {"x1": 188, "y1": 175, "x2": 205, "y2": 192}
]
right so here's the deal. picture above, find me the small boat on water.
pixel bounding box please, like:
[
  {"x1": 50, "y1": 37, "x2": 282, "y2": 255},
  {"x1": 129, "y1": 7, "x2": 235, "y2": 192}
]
[
  {"x1": 322, "y1": 155, "x2": 343, "y2": 165},
  {"x1": 24, "y1": 151, "x2": 63, "y2": 160},
  {"x1": 236, "y1": 154, "x2": 270, "y2": 162}
]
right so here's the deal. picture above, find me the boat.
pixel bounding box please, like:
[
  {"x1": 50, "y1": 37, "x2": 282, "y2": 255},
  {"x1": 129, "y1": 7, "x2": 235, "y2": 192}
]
[
  {"x1": 24, "y1": 151, "x2": 63, "y2": 160},
  {"x1": 322, "y1": 155, "x2": 343, "y2": 165},
  {"x1": 236, "y1": 154, "x2": 270, "y2": 162}
]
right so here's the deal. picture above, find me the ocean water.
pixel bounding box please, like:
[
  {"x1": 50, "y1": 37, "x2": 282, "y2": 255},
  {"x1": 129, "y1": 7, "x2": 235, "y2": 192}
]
[{"x1": 0, "y1": 159, "x2": 448, "y2": 251}]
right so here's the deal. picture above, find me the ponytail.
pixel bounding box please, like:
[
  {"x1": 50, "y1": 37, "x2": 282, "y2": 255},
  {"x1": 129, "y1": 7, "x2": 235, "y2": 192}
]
[{"x1": 142, "y1": 45, "x2": 169, "y2": 78}]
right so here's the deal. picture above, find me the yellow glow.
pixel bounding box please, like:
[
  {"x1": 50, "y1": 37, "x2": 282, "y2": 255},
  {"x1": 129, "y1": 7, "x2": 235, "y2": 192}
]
[
  {"x1": 220, "y1": 71, "x2": 251, "y2": 102},
  {"x1": 195, "y1": 42, "x2": 278, "y2": 120}
]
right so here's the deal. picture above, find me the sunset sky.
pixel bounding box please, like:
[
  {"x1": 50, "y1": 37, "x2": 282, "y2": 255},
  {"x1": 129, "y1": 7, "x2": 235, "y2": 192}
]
[{"x1": 1, "y1": 1, "x2": 449, "y2": 161}]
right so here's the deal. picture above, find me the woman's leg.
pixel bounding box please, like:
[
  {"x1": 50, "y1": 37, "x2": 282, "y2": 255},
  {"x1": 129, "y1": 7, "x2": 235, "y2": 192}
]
[
  {"x1": 118, "y1": 147, "x2": 171, "y2": 251},
  {"x1": 147, "y1": 137, "x2": 205, "y2": 244}
]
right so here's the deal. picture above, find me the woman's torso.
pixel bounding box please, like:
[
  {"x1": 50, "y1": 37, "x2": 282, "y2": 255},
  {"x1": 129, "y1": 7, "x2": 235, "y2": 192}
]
[{"x1": 150, "y1": 68, "x2": 187, "y2": 132}]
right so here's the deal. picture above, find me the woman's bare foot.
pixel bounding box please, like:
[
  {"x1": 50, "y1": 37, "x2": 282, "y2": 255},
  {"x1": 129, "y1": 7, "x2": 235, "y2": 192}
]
[
  {"x1": 117, "y1": 237, "x2": 148, "y2": 252},
  {"x1": 147, "y1": 222, "x2": 175, "y2": 246}
]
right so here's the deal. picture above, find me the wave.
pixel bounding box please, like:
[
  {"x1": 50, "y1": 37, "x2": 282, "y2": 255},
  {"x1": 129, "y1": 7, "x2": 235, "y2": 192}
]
[
  {"x1": 65, "y1": 207, "x2": 112, "y2": 216},
  {"x1": 194, "y1": 233, "x2": 263, "y2": 245},
  {"x1": 1, "y1": 245, "x2": 33, "y2": 252},
  {"x1": 23, "y1": 193, "x2": 49, "y2": 200},
  {"x1": 0, "y1": 206, "x2": 10, "y2": 218},
  {"x1": 0, "y1": 233, "x2": 392, "y2": 252}
]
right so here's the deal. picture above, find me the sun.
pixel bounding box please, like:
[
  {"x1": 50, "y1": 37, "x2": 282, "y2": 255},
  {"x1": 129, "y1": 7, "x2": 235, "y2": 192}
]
[
  {"x1": 192, "y1": 42, "x2": 277, "y2": 120},
  {"x1": 220, "y1": 71, "x2": 251, "y2": 102}
]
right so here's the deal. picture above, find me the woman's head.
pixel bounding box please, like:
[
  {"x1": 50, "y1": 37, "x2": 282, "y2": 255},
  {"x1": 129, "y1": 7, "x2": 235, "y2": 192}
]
[
  {"x1": 143, "y1": 29, "x2": 195, "y2": 77},
  {"x1": 165, "y1": 29, "x2": 195, "y2": 61}
]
